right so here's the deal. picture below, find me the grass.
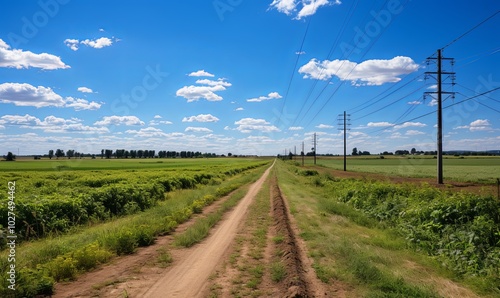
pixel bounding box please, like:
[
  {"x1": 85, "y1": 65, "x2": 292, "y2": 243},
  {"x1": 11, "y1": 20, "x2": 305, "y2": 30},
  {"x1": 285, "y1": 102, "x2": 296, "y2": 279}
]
[
  {"x1": 270, "y1": 262, "x2": 286, "y2": 283},
  {"x1": 0, "y1": 157, "x2": 271, "y2": 171},
  {"x1": 173, "y1": 185, "x2": 249, "y2": 247},
  {"x1": 313, "y1": 155, "x2": 500, "y2": 183},
  {"x1": 275, "y1": 160, "x2": 488, "y2": 297}
]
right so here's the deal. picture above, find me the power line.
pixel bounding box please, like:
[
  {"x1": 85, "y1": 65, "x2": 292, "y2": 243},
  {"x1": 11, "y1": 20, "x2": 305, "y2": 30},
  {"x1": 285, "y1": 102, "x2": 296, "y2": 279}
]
[
  {"x1": 441, "y1": 10, "x2": 500, "y2": 50},
  {"x1": 277, "y1": 16, "x2": 313, "y2": 126}
]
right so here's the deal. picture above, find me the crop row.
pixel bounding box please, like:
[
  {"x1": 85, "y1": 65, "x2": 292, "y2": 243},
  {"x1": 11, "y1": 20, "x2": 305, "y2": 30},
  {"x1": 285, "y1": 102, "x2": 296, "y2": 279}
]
[
  {"x1": 299, "y1": 169, "x2": 500, "y2": 282},
  {"x1": 0, "y1": 162, "x2": 268, "y2": 246}
]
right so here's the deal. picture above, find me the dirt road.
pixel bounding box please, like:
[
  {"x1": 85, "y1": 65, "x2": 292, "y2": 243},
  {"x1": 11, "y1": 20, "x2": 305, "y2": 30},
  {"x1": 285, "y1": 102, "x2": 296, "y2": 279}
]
[{"x1": 143, "y1": 161, "x2": 274, "y2": 297}]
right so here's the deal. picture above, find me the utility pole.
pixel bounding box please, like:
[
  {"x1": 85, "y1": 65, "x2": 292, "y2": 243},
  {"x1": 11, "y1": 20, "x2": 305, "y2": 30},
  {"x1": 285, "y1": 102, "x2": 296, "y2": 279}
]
[
  {"x1": 338, "y1": 111, "x2": 351, "y2": 171},
  {"x1": 313, "y1": 133, "x2": 317, "y2": 165},
  {"x1": 425, "y1": 49, "x2": 455, "y2": 184},
  {"x1": 301, "y1": 141, "x2": 304, "y2": 166}
]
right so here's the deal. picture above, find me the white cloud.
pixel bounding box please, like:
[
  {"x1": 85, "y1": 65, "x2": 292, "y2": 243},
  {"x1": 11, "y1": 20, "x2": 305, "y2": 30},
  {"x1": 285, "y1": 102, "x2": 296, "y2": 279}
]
[
  {"x1": 427, "y1": 98, "x2": 438, "y2": 106},
  {"x1": 405, "y1": 130, "x2": 425, "y2": 136},
  {"x1": 298, "y1": 56, "x2": 419, "y2": 86},
  {"x1": 269, "y1": 0, "x2": 338, "y2": 19},
  {"x1": 126, "y1": 127, "x2": 167, "y2": 137},
  {"x1": 195, "y1": 79, "x2": 231, "y2": 87},
  {"x1": 0, "y1": 39, "x2": 69, "y2": 70},
  {"x1": 235, "y1": 107, "x2": 244, "y2": 111},
  {"x1": 470, "y1": 119, "x2": 492, "y2": 132},
  {"x1": 0, "y1": 83, "x2": 100, "y2": 110},
  {"x1": 407, "y1": 100, "x2": 422, "y2": 105},
  {"x1": 154, "y1": 115, "x2": 162, "y2": 119},
  {"x1": 64, "y1": 97, "x2": 102, "y2": 111},
  {"x1": 289, "y1": 126, "x2": 304, "y2": 131},
  {"x1": 94, "y1": 116, "x2": 145, "y2": 126},
  {"x1": 297, "y1": 0, "x2": 336, "y2": 19},
  {"x1": 316, "y1": 124, "x2": 334, "y2": 129},
  {"x1": 176, "y1": 76, "x2": 230, "y2": 102},
  {"x1": 234, "y1": 118, "x2": 280, "y2": 133},
  {"x1": 427, "y1": 84, "x2": 437, "y2": 90},
  {"x1": 64, "y1": 37, "x2": 115, "y2": 51},
  {"x1": 188, "y1": 70, "x2": 214, "y2": 77},
  {"x1": 185, "y1": 127, "x2": 213, "y2": 133},
  {"x1": 269, "y1": 0, "x2": 297, "y2": 15},
  {"x1": 296, "y1": 51, "x2": 306, "y2": 55},
  {"x1": 0, "y1": 114, "x2": 108, "y2": 134},
  {"x1": 78, "y1": 87, "x2": 93, "y2": 93},
  {"x1": 0, "y1": 83, "x2": 65, "y2": 107},
  {"x1": 99, "y1": 28, "x2": 105, "y2": 32},
  {"x1": 182, "y1": 114, "x2": 219, "y2": 123},
  {"x1": 246, "y1": 92, "x2": 282, "y2": 102},
  {"x1": 64, "y1": 39, "x2": 79, "y2": 51},
  {"x1": 367, "y1": 122, "x2": 394, "y2": 127},
  {"x1": 394, "y1": 122, "x2": 427, "y2": 130},
  {"x1": 149, "y1": 120, "x2": 173, "y2": 126},
  {"x1": 176, "y1": 85, "x2": 226, "y2": 102}
]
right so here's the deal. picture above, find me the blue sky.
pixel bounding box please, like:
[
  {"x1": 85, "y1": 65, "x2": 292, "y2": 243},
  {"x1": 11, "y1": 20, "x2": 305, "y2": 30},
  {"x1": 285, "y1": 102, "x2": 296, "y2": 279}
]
[{"x1": 0, "y1": 0, "x2": 499, "y2": 156}]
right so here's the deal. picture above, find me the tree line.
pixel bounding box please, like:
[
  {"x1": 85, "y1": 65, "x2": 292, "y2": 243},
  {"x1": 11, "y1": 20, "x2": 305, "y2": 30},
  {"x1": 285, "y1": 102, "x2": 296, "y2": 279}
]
[{"x1": 40, "y1": 149, "x2": 222, "y2": 159}]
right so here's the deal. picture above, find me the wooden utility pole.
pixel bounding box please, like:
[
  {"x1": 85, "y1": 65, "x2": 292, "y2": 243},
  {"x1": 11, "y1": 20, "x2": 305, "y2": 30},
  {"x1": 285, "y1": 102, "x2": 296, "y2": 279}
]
[
  {"x1": 313, "y1": 133, "x2": 317, "y2": 165},
  {"x1": 301, "y1": 141, "x2": 304, "y2": 166},
  {"x1": 425, "y1": 49, "x2": 455, "y2": 184},
  {"x1": 338, "y1": 111, "x2": 351, "y2": 171}
]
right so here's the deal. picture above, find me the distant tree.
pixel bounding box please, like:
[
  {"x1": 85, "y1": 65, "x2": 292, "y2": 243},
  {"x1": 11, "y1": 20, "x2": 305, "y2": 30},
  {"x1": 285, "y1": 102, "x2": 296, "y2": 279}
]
[
  {"x1": 411, "y1": 148, "x2": 416, "y2": 155},
  {"x1": 48, "y1": 150, "x2": 54, "y2": 160},
  {"x1": 4, "y1": 152, "x2": 15, "y2": 161},
  {"x1": 115, "y1": 149, "x2": 125, "y2": 159},
  {"x1": 227, "y1": 153, "x2": 232, "y2": 157},
  {"x1": 55, "y1": 149, "x2": 65, "y2": 159},
  {"x1": 352, "y1": 147, "x2": 358, "y2": 156},
  {"x1": 149, "y1": 150, "x2": 155, "y2": 158},
  {"x1": 66, "y1": 150, "x2": 75, "y2": 159},
  {"x1": 105, "y1": 149, "x2": 113, "y2": 159},
  {"x1": 288, "y1": 152, "x2": 293, "y2": 160},
  {"x1": 101, "y1": 149, "x2": 104, "y2": 159},
  {"x1": 137, "y1": 150, "x2": 144, "y2": 158}
]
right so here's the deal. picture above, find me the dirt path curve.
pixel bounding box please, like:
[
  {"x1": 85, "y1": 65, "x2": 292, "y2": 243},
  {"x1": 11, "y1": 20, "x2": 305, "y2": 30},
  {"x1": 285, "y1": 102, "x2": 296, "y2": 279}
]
[{"x1": 143, "y1": 161, "x2": 275, "y2": 297}]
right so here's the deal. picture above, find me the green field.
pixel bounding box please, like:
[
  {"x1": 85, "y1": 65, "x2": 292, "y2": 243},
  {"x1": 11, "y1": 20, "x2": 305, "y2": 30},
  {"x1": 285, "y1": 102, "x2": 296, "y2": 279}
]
[
  {"x1": 0, "y1": 157, "x2": 269, "y2": 171},
  {"x1": 0, "y1": 157, "x2": 271, "y2": 296},
  {"x1": 310, "y1": 156, "x2": 500, "y2": 183}
]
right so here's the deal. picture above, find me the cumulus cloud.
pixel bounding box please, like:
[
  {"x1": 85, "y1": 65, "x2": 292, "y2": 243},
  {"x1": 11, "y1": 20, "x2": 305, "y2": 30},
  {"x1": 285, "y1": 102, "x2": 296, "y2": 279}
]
[
  {"x1": 269, "y1": 0, "x2": 340, "y2": 19},
  {"x1": 64, "y1": 97, "x2": 102, "y2": 111},
  {"x1": 367, "y1": 122, "x2": 394, "y2": 127},
  {"x1": 0, "y1": 114, "x2": 108, "y2": 134},
  {"x1": 64, "y1": 37, "x2": 116, "y2": 51},
  {"x1": 182, "y1": 114, "x2": 219, "y2": 123},
  {"x1": 405, "y1": 130, "x2": 425, "y2": 136},
  {"x1": 316, "y1": 124, "x2": 334, "y2": 129},
  {"x1": 0, "y1": 39, "x2": 69, "y2": 70},
  {"x1": 394, "y1": 122, "x2": 426, "y2": 130},
  {"x1": 407, "y1": 100, "x2": 422, "y2": 105},
  {"x1": 153, "y1": 115, "x2": 162, "y2": 119},
  {"x1": 235, "y1": 107, "x2": 244, "y2": 111},
  {"x1": 188, "y1": 70, "x2": 214, "y2": 77},
  {"x1": 126, "y1": 127, "x2": 167, "y2": 137},
  {"x1": 0, "y1": 83, "x2": 101, "y2": 110},
  {"x1": 288, "y1": 126, "x2": 304, "y2": 131},
  {"x1": 456, "y1": 119, "x2": 493, "y2": 132},
  {"x1": 246, "y1": 92, "x2": 282, "y2": 102},
  {"x1": 78, "y1": 87, "x2": 93, "y2": 93},
  {"x1": 176, "y1": 75, "x2": 230, "y2": 102},
  {"x1": 94, "y1": 116, "x2": 145, "y2": 126},
  {"x1": 234, "y1": 118, "x2": 280, "y2": 133},
  {"x1": 298, "y1": 56, "x2": 419, "y2": 86},
  {"x1": 185, "y1": 127, "x2": 213, "y2": 133}
]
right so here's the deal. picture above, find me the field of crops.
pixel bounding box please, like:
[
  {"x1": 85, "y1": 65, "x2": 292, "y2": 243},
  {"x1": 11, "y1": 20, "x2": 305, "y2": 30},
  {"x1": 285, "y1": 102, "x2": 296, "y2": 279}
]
[
  {"x1": 311, "y1": 155, "x2": 500, "y2": 183},
  {"x1": 0, "y1": 157, "x2": 271, "y2": 296},
  {"x1": 277, "y1": 160, "x2": 500, "y2": 296}
]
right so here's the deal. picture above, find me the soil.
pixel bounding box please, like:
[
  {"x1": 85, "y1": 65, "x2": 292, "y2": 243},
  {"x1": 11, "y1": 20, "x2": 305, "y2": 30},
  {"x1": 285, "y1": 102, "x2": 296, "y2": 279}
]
[{"x1": 315, "y1": 167, "x2": 498, "y2": 196}]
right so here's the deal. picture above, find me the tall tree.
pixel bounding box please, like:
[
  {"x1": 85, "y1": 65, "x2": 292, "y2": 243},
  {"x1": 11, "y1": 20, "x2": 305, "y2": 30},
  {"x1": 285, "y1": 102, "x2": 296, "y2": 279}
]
[
  {"x1": 48, "y1": 149, "x2": 54, "y2": 160},
  {"x1": 4, "y1": 152, "x2": 15, "y2": 161},
  {"x1": 55, "y1": 149, "x2": 65, "y2": 159},
  {"x1": 352, "y1": 147, "x2": 358, "y2": 156}
]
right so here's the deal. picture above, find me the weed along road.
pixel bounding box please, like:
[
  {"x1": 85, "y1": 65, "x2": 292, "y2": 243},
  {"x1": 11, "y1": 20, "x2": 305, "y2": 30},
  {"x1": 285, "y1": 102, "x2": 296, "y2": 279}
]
[{"x1": 144, "y1": 161, "x2": 275, "y2": 297}]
